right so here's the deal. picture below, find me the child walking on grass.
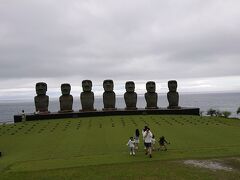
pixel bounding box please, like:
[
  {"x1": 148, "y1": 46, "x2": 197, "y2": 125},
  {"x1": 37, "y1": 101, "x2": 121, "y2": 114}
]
[
  {"x1": 126, "y1": 137, "x2": 135, "y2": 156},
  {"x1": 158, "y1": 136, "x2": 170, "y2": 151},
  {"x1": 134, "y1": 129, "x2": 140, "y2": 150}
]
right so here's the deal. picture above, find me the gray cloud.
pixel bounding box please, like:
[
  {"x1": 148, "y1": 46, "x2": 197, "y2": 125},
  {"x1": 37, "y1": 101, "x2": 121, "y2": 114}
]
[{"x1": 0, "y1": 0, "x2": 240, "y2": 97}]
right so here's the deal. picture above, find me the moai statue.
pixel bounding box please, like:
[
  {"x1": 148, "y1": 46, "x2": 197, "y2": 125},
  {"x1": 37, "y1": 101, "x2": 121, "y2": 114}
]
[
  {"x1": 124, "y1": 81, "x2": 137, "y2": 110},
  {"x1": 145, "y1": 81, "x2": 158, "y2": 109},
  {"x1": 167, "y1": 80, "x2": 180, "y2": 109},
  {"x1": 80, "y1": 80, "x2": 96, "y2": 111},
  {"x1": 103, "y1": 79, "x2": 116, "y2": 110},
  {"x1": 59, "y1": 83, "x2": 73, "y2": 113},
  {"x1": 34, "y1": 82, "x2": 49, "y2": 113}
]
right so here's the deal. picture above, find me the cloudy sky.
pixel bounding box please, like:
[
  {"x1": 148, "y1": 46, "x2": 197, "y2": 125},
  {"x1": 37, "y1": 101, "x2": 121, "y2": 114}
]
[{"x1": 0, "y1": 0, "x2": 240, "y2": 100}]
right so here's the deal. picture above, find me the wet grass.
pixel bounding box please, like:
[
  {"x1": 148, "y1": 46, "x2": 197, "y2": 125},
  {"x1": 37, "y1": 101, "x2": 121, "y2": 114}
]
[{"x1": 0, "y1": 115, "x2": 240, "y2": 179}]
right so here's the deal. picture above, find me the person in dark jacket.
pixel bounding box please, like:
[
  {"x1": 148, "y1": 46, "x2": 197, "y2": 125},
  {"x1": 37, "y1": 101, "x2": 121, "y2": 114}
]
[
  {"x1": 158, "y1": 136, "x2": 170, "y2": 151},
  {"x1": 134, "y1": 129, "x2": 140, "y2": 149}
]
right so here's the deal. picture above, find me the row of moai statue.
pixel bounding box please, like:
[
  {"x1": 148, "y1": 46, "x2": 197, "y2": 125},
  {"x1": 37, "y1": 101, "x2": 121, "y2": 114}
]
[{"x1": 34, "y1": 80, "x2": 180, "y2": 114}]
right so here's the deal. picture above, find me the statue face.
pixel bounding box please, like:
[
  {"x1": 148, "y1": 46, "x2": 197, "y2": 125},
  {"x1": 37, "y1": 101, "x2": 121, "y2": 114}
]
[
  {"x1": 61, "y1": 83, "x2": 71, "y2": 95},
  {"x1": 125, "y1": 81, "x2": 135, "y2": 92},
  {"x1": 168, "y1": 80, "x2": 177, "y2": 92},
  {"x1": 36, "y1": 82, "x2": 47, "y2": 95},
  {"x1": 103, "y1": 79, "x2": 114, "y2": 92},
  {"x1": 82, "y1": 80, "x2": 92, "y2": 92},
  {"x1": 146, "y1": 81, "x2": 156, "y2": 93}
]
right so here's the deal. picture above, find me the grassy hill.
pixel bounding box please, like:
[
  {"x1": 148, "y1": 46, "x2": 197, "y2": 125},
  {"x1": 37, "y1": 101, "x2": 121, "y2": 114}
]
[{"x1": 0, "y1": 115, "x2": 240, "y2": 179}]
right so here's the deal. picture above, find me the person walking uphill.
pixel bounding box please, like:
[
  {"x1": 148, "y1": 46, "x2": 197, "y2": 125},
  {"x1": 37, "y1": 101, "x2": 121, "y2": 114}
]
[
  {"x1": 158, "y1": 136, "x2": 170, "y2": 151},
  {"x1": 142, "y1": 126, "x2": 148, "y2": 149},
  {"x1": 134, "y1": 129, "x2": 140, "y2": 150},
  {"x1": 126, "y1": 137, "x2": 136, "y2": 156},
  {"x1": 143, "y1": 128, "x2": 153, "y2": 158}
]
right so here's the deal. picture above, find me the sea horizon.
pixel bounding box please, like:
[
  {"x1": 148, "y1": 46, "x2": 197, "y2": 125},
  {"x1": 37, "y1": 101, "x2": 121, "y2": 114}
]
[
  {"x1": 0, "y1": 92, "x2": 239, "y2": 123},
  {"x1": 1, "y1": 90, "x2": 239, "y2": 103}
]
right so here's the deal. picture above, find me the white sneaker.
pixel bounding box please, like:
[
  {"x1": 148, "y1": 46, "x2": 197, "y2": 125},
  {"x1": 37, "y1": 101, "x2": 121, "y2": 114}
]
[
  {"x1": 133, "y1": 152, "x2": 135, "y2": 156},
  {"x1": 130, "y1": 152, "x2": 132, "y2": 155}
]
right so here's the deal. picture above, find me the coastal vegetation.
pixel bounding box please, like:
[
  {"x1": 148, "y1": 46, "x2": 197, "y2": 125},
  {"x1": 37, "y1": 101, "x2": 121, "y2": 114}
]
[
  {"x1": 206, "y1": 108, "x2": 217, "y2": 116},
  {"x1": 206, "y1": 109, "x2": 232, "y2": 118},
  {"x1": 222, "y1": 111, "x2": 231, "y2": 118},
  {"x1": 237, "y1": 107, "x2": 240, "y2": 114}
]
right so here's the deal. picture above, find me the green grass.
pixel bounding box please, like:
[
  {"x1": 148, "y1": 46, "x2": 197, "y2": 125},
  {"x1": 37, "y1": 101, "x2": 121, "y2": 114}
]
[{"x1": 0, "y1": 115, "x2": 240, "y2": 179}]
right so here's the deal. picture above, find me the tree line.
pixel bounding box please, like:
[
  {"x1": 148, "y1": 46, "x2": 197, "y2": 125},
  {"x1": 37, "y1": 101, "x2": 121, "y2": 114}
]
[{"x1": 204, "y1": 107, "x2": 240, "y2": 118}]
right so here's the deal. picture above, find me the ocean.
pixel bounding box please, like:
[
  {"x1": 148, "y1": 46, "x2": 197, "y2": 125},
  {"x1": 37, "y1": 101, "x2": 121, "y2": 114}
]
[{"x1": 0, "y1": 92, "x2": 239, "y2": 123}]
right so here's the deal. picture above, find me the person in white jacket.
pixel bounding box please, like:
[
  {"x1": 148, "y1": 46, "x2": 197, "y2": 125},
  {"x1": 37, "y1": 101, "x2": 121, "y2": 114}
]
[
  {"x1": 142, "y1": 126, "x2": 148, "y2": 149},
  {"x1": 143, "y1": 128, "x2": 153, "y2": 158},
  {"x1": 126, "y1": 137, "x2": 135, "y2": 156}
]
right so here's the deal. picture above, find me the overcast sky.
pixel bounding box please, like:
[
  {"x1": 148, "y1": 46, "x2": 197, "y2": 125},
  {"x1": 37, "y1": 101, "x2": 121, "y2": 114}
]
[{"x1": 0, "y1": 0, "x2": 240, "y2": 100}]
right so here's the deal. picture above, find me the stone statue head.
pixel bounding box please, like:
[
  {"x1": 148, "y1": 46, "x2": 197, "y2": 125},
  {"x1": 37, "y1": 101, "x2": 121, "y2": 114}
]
[
  {"x1": 36, "y1": 82, "x2": 47, "y2": 95},
  {"x1": 61, "y1": 83, "x2": 71, "y2": 95},
  {"x1": 168, "y1": 80, "x2": 177, "y2": 92},
  {"x1": 146, "y1": 81, "x2": 156, "y2": 93},
  {"x1": 125, "y1": 81, "x2": 135, "y2": 93},
  {"x1": 82, "y1": 80, "x2": 92, "y2": 92},
  {"x1": 103, "y1": 79, "x2": 114, "y2": 92}
]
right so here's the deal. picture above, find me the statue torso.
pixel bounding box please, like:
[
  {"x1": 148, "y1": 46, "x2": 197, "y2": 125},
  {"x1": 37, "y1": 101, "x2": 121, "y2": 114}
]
[
  {"x1": 124, "y1": 92, "x2": 137, "y2": 108},
  {"x1": 59, "y1": 95, "x2": 73, "y2": 111},
  {"x1": 145, "y1": 92, "x2": 158, "y2": 109},
  {"x1": 34, "y1": 95, "x2": 49, "y2": 112},
  {"x1": 167, "y1": 92, "x2": 179, "y2": 108},
  {"x1": 81, "y1": 92, "x2": 94, "y2": 110},
  {"x1": 103, "y1": 91, "x2": 116, "y2": 108}
]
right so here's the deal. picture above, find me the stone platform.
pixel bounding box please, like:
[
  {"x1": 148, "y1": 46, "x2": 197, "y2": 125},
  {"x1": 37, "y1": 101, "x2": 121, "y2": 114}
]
[{"x1": 14, "y1": 107, "x2": 200, "y2": 123}]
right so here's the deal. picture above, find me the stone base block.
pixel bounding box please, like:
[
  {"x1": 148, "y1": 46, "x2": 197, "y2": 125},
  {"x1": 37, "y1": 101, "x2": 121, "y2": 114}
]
[
  {"x1": 14, "y1": 107, "x2": 200, "y2": 123},
  {"x1": 102, "y1": 108, "x2": 117, "y2": 111}
]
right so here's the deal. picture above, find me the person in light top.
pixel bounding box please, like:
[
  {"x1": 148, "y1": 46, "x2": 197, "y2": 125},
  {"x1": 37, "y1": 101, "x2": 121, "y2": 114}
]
[
  {"x1": 21, "y1": 110, "x2": 26, "y2": 122},
  {"x1": 143, "y1": 128, "x2": 153, "y2": 158},
  {"x1": 126, "y1": 137, "x2": 135, "y2": 156},
  {"x1": 142, "y1": 126, "x2": 148, "y2": 149},
  {"x1": 134, "y1": 129, "x2": 140, "y2": 150}
]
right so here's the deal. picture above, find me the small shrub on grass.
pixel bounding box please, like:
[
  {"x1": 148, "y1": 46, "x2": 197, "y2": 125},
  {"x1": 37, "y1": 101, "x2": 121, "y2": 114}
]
[
  {"x1": 222, "y1": 111, "x2": 231, "y2": 118},
  {"x1": 207, "y1": 108, "x2": 217, "y2": 116},
  {"x1": 215, "y1": 110, "x2": 223, "y2": 117},
  {"x1": 237, "y1": 107, "x2": 240, "y2": 115}
]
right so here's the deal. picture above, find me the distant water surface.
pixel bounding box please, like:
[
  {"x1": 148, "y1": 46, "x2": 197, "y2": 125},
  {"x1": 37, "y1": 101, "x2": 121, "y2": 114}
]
[{"x1": 0, "y1": 93, "x2": 239, "y2": 123}]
